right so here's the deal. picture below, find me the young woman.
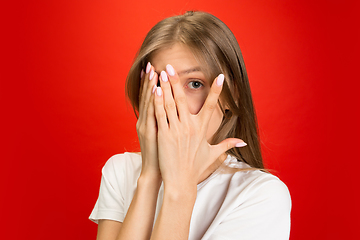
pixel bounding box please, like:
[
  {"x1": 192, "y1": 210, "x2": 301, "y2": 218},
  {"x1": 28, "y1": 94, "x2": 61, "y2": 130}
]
[{"x1": 90, "y1": 11, "x2": 291, "y2": 240}]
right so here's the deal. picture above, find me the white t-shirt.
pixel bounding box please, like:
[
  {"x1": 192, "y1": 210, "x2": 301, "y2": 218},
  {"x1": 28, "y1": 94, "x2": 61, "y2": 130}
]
[{"x1": 90, "y1": 152, "x2": 291, "y2": 240}]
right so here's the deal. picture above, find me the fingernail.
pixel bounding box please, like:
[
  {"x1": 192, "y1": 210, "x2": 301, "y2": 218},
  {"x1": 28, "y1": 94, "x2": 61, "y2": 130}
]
[
  {"x1": 152, "y1": 85, "x2": 157, "y2": 93},
  {"x1": 156, "y1": 87, "x2": 162, "y2": 96},
  {"x1": 140, "y1": 69, "x2": 144, "y2": 79},
  {"x1": 149, "y1": 69, "x2": 154, "y2": 80},
  {"x1": 166, "y1": 64, "x2": 175, "y2": 76},
  {"x1": 160, "y1": 71, "x2": 168, "y2": 82},
  {"x1": 216, "y1": 74, "x2": 224, "y2": 86},
  {"x1": 146, "y1": 62, "x2": 151, "y2": 74},
  {"x1": 235, "y1": 141, "x2": 247, "y2": 147}
]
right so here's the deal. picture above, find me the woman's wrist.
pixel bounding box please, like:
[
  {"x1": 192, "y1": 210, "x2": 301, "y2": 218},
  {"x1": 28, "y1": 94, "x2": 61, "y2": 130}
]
[
  {"x1": 138, "y1": 171, "x2": 162, "y2": 189},
  {"x1": 163, "y1": 180, "x2": 197, "y2": 202}
]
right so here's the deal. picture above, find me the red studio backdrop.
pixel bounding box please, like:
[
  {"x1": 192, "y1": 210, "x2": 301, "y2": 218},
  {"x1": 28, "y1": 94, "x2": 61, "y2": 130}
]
[{"x1": 1, "y1": 0, "x2": 358, "y2": 239}]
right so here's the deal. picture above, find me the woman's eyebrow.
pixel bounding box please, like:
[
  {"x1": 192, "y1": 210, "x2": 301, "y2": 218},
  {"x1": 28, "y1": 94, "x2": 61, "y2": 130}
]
[{"x1": 178, "y1": 67, "x2": 202, "y2": 76}]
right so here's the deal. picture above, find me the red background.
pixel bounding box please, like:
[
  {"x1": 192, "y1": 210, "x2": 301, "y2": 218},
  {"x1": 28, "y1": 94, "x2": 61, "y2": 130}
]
[{"x1": 1, "y1": 0, "x2": 358, "y2": 239}]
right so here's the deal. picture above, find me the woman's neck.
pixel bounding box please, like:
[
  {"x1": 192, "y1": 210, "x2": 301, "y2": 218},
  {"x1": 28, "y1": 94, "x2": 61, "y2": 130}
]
[{"x1": 197, "y1": 153, "x2": 227, "y2": 184}]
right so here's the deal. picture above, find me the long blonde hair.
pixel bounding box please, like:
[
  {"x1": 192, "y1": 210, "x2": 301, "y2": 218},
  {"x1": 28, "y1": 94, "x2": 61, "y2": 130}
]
[{"x1": 126, "y1": 11, "x2": 264, "y2": 169}]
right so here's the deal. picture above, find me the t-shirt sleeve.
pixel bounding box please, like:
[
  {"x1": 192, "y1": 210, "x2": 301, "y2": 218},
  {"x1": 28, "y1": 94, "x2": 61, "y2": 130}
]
[
  {"x1": 89, "y1": 155, "x2": 126, "y2": 224},
  {"x1": 209, "y1": 177, "x2": 291, "y2": 240}
]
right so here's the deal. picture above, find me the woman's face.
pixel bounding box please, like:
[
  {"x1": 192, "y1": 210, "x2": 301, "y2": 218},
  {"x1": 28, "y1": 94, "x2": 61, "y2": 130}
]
[{"x1": 150, "y1": 43, "x2": 223, "y2": 141}]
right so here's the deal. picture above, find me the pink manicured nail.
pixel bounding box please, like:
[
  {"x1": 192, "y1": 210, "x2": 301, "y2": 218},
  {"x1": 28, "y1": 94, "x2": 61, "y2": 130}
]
[
  {"x1": 152, "y1": 85, "x2": 157, "y2": 93},
  {"x1": 156, "y1": 87, "x2": 162, "y2": 96},
  {"x1": 141, "y1": 69, "x2": 145, "y2": 78},
  {"x1": 216, "y1": 74, "x2": 224, "y2": 86},
  {"x1": 166, "y1": 64, "x2": 175, "y2": 76},
  {"x1": 149, "y1": 69, "x2": 154, "y2": 80},
  {"x1": 146, "y1": 62, "x2": 151, "y2": 74},
  {"x1": 160, "y1": 71, "x2": 168, "y2": 82},
  {"x1": 235, "y1": 141, "x2": 247, "y2": 147}
]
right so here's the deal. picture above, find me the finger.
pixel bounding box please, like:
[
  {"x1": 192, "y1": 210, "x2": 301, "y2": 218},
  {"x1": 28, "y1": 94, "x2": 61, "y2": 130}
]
[
  {"x1": 143, "y1": 68, "x2": 158, "y2": 112},
  {"x1": 139, "y1": 62, "x2": 153, "y2": 112},
  {"x1": 211, "y1": 138, "x2": 247, "y2": 160},
  {"x1": 159, "y1": 71, "x2": 178, "y2": 126},
  {"x1": 154, "y1": 87, "x2": 168, "y2": 130},
  {"x1": 166, "y1": 64, "x2": 189, "y2": 122},
  {"x1": 146, "y1": 90, "x2": 157, "y2": 131},
  {"x1": 198, "y1": 73, "x2": 224, "y2": 124},
  {"x1": 140, "y1": 68, "x2": 145, "y2": 79},
  {"x1": 139, "y1": 63, "x2": 158, "y2": 116},
  {"x1": 139, "y1": 62, "x2": 151, "y2": 113}
]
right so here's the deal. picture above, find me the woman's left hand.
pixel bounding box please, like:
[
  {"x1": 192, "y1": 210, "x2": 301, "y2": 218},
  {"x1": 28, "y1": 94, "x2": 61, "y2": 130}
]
[{"x1": 153, "y1": 64, "x2": 246, "y2": 190}]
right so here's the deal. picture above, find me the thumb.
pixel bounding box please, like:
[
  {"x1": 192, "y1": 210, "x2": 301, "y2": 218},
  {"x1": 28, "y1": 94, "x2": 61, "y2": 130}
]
[{"x1": 211, "y1": 138, "x2": 247, "y2": 159}]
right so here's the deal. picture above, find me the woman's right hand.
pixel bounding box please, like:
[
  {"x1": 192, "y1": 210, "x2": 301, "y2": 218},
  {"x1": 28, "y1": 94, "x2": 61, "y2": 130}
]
[
  {"x1": 136, "y1": 62, "x2": 161, "y2": 179},
  {"x1": 110, "y1": 63, "x2": 161, "y2": 240}
]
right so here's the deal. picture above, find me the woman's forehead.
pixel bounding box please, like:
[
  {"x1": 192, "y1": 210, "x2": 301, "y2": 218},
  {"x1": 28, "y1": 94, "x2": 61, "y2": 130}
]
[{"x1": 150, "y1": 44, "x2": 212, "y2": 79}]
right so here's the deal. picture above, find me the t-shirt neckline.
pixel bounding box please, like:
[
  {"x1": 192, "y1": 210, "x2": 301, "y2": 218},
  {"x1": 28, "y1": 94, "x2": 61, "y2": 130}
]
[{"x1": 196, "y1": 154, "x2": 233, "y2": 190}]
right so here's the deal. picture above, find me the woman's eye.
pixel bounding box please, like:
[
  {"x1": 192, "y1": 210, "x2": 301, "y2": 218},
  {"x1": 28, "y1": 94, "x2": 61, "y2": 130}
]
[{"x1": 187, "y1": 81, "x2": 203, "y2": 89}]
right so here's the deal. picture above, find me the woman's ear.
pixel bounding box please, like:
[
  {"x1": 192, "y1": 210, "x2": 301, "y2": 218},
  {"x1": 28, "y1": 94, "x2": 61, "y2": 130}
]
[
  {"x1": 217, "y1": 97, "x2": 230, "y2": 118},
  {"x1": 224, "y1": 108, "x2": 232, "y2": 119}
]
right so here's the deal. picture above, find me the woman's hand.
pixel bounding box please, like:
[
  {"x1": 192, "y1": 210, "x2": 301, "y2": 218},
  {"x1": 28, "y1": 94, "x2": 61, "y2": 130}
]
[
  {"x1": 136, "y1": 62, "x2": 161, "y2": 179},
  {"x1": 153, "y1": 64, "x2": 246, "y2": 189},
  {"x1": 114, "y1": 63, "x2": 162, "y2": 240}
]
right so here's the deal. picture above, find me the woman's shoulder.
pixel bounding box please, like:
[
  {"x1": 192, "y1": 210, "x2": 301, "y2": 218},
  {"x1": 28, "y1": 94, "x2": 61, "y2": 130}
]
[
  {"x1": 101, "y1": 152, "x2": 142, "y2": 179},
  {"x1": 223, "y1": 156, "x2": 291, "y2": 206},
  {"x1": 238, "y1": 170, "x2": 291, "y2": 205},
  {"x1": 202, "y1": 159, "x2": 291, "y2": 240}
]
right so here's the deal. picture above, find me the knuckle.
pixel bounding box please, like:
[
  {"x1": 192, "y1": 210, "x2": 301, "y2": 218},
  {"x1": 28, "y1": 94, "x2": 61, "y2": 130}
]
[
  {"x1": 175, "y1": 95, "x2": 186, "y2": 105},
  {"x1": 205, "y1": 103, "x2": 216, "y2": 112},
  {"x1": 147, "y1": 82, "x2": 154, "y2": 91},
  {"x1": 226, "y1": 141, "x2": 232, "y2": 150},
  {"x1": 157, "y1": 112, "x2": 166, "y2": 120},
  {"x1": 136, "y1": 126, "x2": 145, "y2": 136},
  {"x1": 140, "y1": 81, "x2": 146, "y2": 91},
  {"x1": 136, "y1": 120, "x2": 141, "y2": 130},
  {"x1": 146, "y1": 104, "x2": 153, "y2": 115},
  {"x1": 154, "y1": 98, "x2": 162, "y2": 107},
  {"x1": 165, "y1": 101, "x2": 176, "y2": 111}
]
